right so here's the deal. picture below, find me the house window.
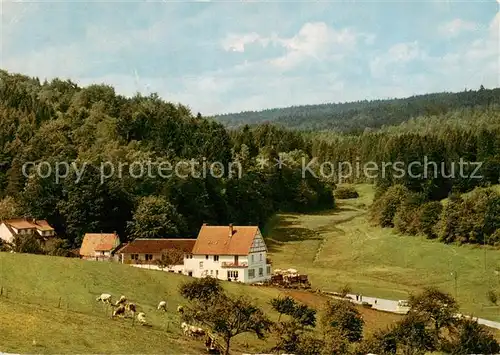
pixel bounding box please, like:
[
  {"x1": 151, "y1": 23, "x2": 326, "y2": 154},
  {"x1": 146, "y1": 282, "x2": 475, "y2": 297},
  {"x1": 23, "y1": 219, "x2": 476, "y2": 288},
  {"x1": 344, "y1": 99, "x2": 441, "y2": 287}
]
[
  {"x1": 216, "y1": 270, "x2": 219, "y2": 277},
  {"x1": 214, "y1": 255, "x2": 219, "y2": 262},
  {"x1": 228, "y1": 271, "x2": 239, "y2": 279},
  {"x1": 248, "y1": 269, "x2": 255, "y2": 279},
  {"x1": 210, "y1": 270, "x2": 213, "y2": 275},
  {"x1": 267, "y1": 266, "x2": 271, "y2": 275},
  {"x1": 131, "y1": 254, "x2": 139, "y2": 260},
  {"x1": 199, "y1": 261, "x2": 204, "y2": 269},
  {"x1": 259, "y1": 253, "x2": 263, "y2": 261},
  {"x1": 145, "y1": 254, "x2": 153, "y2": 261},
  {"x1": 251, "y1": 255, "x2": 254, "y2": 263},
  {"x1": 206, "y1": 255, "x2": 209, "y2": 260},
  {"x1": 185, "y1": 254, "x2": 193, "y2": 259},
  {"x1": 259, "y1": 268, "x2": 263, "y2": 277}
]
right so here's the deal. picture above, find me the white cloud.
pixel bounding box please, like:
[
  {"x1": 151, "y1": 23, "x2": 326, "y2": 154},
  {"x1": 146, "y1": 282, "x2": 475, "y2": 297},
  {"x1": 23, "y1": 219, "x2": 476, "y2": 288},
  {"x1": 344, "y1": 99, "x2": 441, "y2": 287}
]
[
  {"x1": 438, "y1": 18, "x2": 478, "y2": 37},
  {"x1": 370, "y1": 41, "x2": 425, "y2": 78},
  {"x1": 221, "y1": 32, "x2": 271, "y2": 52},
  {"x1": 388, "y1": 41, "x2": 422, "y2": 62},
  {"x1": 222, "y1": 22, "x2": 369, "y2": 70},
  {"x1": 271, "y1": 22, "x2": 358, "y2": 69}
]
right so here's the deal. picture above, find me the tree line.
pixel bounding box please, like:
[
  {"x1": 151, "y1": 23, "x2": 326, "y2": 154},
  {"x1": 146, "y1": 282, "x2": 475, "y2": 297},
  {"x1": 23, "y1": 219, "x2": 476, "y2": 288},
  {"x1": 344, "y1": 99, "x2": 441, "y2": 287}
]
[{"x1": 214, "y1": 86, "x2": 500, "y2": 132}]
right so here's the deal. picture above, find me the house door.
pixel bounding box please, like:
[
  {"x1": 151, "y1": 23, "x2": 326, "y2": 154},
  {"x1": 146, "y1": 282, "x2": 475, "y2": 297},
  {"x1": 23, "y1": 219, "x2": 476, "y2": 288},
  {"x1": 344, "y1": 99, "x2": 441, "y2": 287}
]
[{"x1": 234, "y1": 255, "x2": 238, "y2": 264}]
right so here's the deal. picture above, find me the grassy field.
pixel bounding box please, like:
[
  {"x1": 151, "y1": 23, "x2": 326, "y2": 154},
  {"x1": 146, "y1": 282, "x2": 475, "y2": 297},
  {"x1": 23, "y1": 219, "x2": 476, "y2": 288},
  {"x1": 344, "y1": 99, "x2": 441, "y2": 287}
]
[
  {"x1": 2, "y1": 183, "x2": 500, "y2": 353},
  {"x1": 265, "y1": 183, "x2": 500, "y2": 322},
  {"x1": 0, "y1": 251, "x2": 403, "y2": 354}
]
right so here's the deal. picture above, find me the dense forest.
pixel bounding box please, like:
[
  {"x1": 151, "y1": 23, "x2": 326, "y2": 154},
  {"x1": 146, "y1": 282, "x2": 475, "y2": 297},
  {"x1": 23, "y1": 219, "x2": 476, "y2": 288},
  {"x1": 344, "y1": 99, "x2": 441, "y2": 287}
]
[
  {"x1": 214, "y1": 87, "x2": 500, "y2": 132},
  {"x1": 305, "y1": 101, "x2": 500, "y2": 246},
  {"x1": 0, "y1": 70, "x2": 333, "y2": 250},
  {"x1": 1, "y1": 68, "x2": 499, "y2": 252}
]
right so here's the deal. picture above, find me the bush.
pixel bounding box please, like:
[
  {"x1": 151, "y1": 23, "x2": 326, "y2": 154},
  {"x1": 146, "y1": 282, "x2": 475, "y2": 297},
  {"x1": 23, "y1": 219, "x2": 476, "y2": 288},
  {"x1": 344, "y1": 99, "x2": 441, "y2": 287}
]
[
  {"x1": 417, "y1": 201, "x2": 442, "y2": 239},
  {"x1": 371, "y1": 185, "x2": 410, "y2": 227},
  {"x1": 436, "y1": 188, "x2": 500, "y2": 245},
  {"x1": 448, "y1": 319, "x2": 500, "y2": 354},
  {"x1": 355, "y1": 327, "x2": 397, "y2": 355},
  {"x1": 322, "y1": 300, "x2": 364, "y2": 342},
  {"x1": 334, "y1": 186, "x2": 359, "y2": 199},
  {"x1": 339, "y1": 284, "x2": 351, "y2": 297},
  {"x1": 12, "y1": 234, "x2": 45, "y2": 254},
  {"x1": 394, "y1": 193, "x2": 425, "y2": 235},
  {"x1": 487, "y1": 290, "x2": 498, "y2": 305}
]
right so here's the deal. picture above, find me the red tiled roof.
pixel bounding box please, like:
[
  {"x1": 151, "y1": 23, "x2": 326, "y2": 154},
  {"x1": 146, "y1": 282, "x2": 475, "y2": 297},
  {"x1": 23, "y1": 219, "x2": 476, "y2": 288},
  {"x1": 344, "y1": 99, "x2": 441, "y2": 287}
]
[
  {"x1": 94, "y1": 243, "x2": 114, "y2": 251},
  {"x1": 118, "y1": 239, "x2": 196, "y2": 254},
  {"x1": 80, "y1": 233, "x2": 120, "y2": 256},
  {"x1": 114, "y1": 243, "x2": 129, "y2": 254},
  {"x1": 191, "y1": 225, "x2": 259, "y2": 256},
  {"x1": 4, "y1": 218, "x2": 54, "y2": 231}
]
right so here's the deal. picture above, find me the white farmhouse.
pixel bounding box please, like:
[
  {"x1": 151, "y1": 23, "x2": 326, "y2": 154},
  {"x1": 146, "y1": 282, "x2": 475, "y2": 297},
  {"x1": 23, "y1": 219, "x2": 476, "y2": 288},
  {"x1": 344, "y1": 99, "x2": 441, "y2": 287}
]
[
  {"x1": 183, "y1": 224, "x2": 272, "y2": 283},
  {"x1": 0, "y1": 218, "x2": 56, "y2": 246}
]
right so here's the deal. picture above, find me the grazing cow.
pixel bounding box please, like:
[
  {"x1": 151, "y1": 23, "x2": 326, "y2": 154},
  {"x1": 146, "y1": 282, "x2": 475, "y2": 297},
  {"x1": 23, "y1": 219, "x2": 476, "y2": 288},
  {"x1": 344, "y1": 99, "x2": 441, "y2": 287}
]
[
  {"x1": 115, "y1": 295, "x2": 127, "y2": 306},
  {"x1": 181, "y1": 322, "x2": 205, "y2": 337},
  {"x1": 177, "y1": 305, "x2": 184, "y2": 313},
  {"x1": 137, "y1": 312, "x2": 147, "y2": 325},
  {"x1": 96, "y1": 293, "x2": 112, "y2": 304},
  {"x1": 181, "y1": 322, "x2": 189, "y2": 335},
  {"x1": 112, "y1": 305, "x2": 126, "y2": 317},
  {"x1": 157, "y1": 301, "x2": 167, "y2": 311},
  {"x1": 190, "y1": 325, "x2": 205, "y2": 337},
  {"x1": 126, "y1": 302, "x2": 136, "y2": 316}
]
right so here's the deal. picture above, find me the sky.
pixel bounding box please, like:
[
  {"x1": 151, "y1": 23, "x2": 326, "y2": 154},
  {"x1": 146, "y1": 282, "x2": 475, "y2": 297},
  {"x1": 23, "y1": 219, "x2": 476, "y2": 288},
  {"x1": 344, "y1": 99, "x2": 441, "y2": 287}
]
[{"x1": 1, "y1": 0, "x2": 499, "y2": 115}]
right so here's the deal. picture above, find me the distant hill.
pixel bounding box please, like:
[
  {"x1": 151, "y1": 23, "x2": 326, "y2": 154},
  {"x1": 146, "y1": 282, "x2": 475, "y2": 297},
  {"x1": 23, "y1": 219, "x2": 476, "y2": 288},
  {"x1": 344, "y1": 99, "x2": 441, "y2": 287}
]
[{"x1": 213, "y1": 87, "x2": 500, "y2": 132}]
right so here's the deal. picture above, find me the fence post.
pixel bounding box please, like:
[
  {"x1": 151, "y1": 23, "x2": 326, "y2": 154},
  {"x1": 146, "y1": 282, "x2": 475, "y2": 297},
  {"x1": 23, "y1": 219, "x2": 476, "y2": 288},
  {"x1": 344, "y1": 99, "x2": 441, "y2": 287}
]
[
  {"x1": 1, "y1": 286, "x2": 3, "y2": 297},
  {"x1": 58, "y1": 297, "x2": 61, "y2": 308}
]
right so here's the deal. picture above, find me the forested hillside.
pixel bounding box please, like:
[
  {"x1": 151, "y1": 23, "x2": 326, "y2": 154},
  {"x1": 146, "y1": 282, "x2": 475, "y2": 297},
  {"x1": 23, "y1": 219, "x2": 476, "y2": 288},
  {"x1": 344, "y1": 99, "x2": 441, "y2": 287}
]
[
  {"x1": 1, "y1": 68, "x2": 499, "y2": 252},
  {"x1": 0, "y1": 70, "x2": 333, "y2": 249},
  {"x1": 214, "y1": 87, "x2": 500, "y2": 132}
]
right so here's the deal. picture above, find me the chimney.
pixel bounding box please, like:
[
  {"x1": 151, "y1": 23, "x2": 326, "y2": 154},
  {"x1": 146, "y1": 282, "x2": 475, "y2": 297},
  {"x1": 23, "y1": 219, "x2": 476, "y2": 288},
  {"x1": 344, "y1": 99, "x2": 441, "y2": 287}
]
[{"x1": 229, "y1": 223, "x2": 233, "y2": 237}]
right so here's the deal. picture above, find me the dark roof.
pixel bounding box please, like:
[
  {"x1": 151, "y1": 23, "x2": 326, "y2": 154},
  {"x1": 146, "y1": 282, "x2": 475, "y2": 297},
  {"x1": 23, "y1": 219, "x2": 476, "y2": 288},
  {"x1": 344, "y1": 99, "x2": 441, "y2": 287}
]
[{"x1": 117, "y1": 238, "x2": 196, "y2": 254}]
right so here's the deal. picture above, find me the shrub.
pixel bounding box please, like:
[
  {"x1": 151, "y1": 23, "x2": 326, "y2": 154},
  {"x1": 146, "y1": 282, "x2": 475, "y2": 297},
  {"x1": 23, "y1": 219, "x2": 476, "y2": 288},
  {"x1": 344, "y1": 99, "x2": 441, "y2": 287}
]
[
  {"x1": 334, "y1": 186, "x2": 359, "y2": 199},
  {"x1": 322, "y1": 299, "x2": 364, "y2": 342},
  {"x1": 371, "y1": 184, "x2": 410, "y2": 227},
  {"x1": 487, "y1": 290, "x2": 498, "y2": 305},
  {"x1": 417, "y1": 201, "x2": 443, "y2": 239},
  {"x1": 339, "y1": 284, "x2": 351, "y2": 297},
  {"x1": 436, "y1": 188, "x2": 500, "y2": 244},
  {"x1": 394, "y1": 193, "x2": 425, "y2": 235},
  {"x1": 448, "y1": 319, "x2": 500, "y2": 354}
]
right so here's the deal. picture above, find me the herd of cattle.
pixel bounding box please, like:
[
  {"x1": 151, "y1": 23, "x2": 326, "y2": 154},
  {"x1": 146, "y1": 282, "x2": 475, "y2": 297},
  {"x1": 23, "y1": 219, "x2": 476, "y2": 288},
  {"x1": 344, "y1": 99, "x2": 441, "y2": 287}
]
[{"x1": 95, "y1": 293, "x2": 221, "y2": 353}]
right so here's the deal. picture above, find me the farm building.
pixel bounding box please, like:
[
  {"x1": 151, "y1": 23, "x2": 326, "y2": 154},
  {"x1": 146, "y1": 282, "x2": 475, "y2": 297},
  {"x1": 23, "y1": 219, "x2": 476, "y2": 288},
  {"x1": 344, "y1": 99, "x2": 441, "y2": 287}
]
[
  {"x1": 116, "y1": 238, "x2": 196, "y2": 273},
  {"x1": 183, "y1": 224, "x2": 272, "y2": 284},
  {"x1": 79, "y1": 232, "x2": 121, "y2": 261},
  {"x1": 0, "y1": 218, "x2": 56, "y2": 247}
]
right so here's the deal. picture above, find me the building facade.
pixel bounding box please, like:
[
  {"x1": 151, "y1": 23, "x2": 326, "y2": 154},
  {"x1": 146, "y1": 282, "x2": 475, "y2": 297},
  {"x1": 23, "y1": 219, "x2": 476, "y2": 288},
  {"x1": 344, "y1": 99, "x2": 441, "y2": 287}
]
[
  {"x1": 0, "y1": 218, "x2": 56, "y2": 246},
  {"x1": 79, "y1": 233, "x2": 121, "y2": 261},
  {"x1": 117, "y1": 238, "x2": 196, "y2": 271},
  {"x1": 183, "y1": 224, "x2": 272, "y2": 283}
]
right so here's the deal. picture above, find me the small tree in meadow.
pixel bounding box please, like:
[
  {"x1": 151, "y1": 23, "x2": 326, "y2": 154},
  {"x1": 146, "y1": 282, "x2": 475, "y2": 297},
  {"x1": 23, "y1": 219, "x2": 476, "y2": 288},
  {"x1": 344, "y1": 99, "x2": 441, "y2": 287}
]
[
  {"x1": 321, "y1": 299, "x2": 364, "y2": 342},
  {"x1": 179, "y1": 277, "x2": 271, "y2": 355}
]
